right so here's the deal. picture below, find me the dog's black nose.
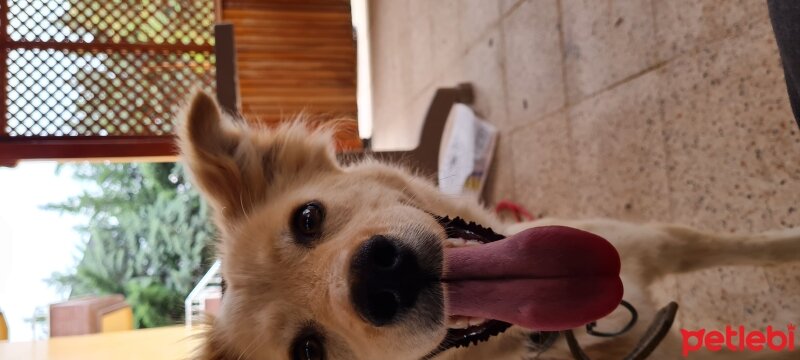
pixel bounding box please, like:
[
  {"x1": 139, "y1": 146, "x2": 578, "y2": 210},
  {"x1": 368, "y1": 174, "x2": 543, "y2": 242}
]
[{"x1": 350, "y1": 235, "x2": 427, "y2": 326}]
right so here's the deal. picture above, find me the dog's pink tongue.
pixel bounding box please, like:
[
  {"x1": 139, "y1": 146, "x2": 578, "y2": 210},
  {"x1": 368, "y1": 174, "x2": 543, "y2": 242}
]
[{"x1": 443, "y1": 226, "x2": 622, "y2": 331}]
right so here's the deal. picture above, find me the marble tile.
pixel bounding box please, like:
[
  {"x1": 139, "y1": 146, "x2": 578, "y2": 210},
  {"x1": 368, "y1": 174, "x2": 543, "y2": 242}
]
[
  {"x1": 510, "y1": 111, "x2": 578, "y2": 218},
  {"x1": 405, "y1": 83, "x2": 436, "y2": 152},
  {"x1": 458, "y1": 0, "x2": 502, "y2": 50},
  {"x1": 429, "y1": 0, "x2": 462, "y2": 75},
  {"x1": 482, "y1": 129, "x2": 517, "y2": 207},
  {"x1": 675, "y1": 266, "x2": 788, "y2": 332},
  {"x1": 717, "y1": 266, "x2": 773, "y2": 296},
  {"x1": 675, "y1": 270, "x2": 729, "y2": 330},
  {"x1": 662, "y1": 21, "x2": 800, "y2": 233},
  {"x1": 500, "y1": 0, "x2": 524, "y2": 16},
  {"x1": 764, "y1": 263, "x2": 800, "y2": 347},
  {"x1": 366, "y1": 0, "x2": 800, "y2": 343},
  {"x1": 501, "y1": 0, "x2": 565, "y2": 128},
  {"x1": 405, "y1": 0, "x2": 436, "y2": 99},
  {"x1": 568, "y1": 70, "x2": 670, "y2": 221},
  {"x1": 374, "y1": 26, "x2": 507, "y2": 154},
  {"x1": 654, "y1": 0, "x2": 770, "y2": 61},
  {"x1": 433, "y1": 29, "x2": 509, "y2": 129},
  {"x1": 561, "y1": 0, "x2": 658, "y2": 102},
  {"x1": 675, "y1": 268, "x2": 777, "y2": 331},
  {"x1": 736, "y1": 296, "x2": 781, "y2": 330}
]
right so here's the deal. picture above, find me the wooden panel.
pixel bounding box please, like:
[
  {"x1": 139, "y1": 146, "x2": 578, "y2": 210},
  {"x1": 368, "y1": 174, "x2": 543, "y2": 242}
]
[
  {"x1": 220, "y1": 0, "x2": 360, "y2": 150},
  {"x1": 0, "y1": 136, "x2": 177, "y2": 166}
]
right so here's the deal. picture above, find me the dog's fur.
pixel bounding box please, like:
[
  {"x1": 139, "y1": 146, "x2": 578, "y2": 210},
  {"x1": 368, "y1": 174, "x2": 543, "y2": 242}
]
[{"x1": 180, "y1": 92, "x2": 800, "y2": 360}]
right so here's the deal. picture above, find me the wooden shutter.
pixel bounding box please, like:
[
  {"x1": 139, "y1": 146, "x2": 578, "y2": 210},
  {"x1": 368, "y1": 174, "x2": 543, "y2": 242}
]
[{"x1": 219, "y1": 0, "x2": 361, "y2": 150}]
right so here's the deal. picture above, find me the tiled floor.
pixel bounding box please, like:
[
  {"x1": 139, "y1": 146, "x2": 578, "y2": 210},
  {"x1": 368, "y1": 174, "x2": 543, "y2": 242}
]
[{"x1": 369, "y1": 0, "x2": 800, "y2": 343}]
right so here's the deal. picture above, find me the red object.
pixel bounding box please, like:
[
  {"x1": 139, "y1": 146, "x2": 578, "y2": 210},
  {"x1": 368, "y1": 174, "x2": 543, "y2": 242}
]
[{"x1": 495, "y1": 200, "x2": 535, "y2": 222}]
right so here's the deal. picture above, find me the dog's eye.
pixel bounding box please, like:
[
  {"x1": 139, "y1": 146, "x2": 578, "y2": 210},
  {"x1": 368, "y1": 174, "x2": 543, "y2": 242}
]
[
  {"x1": 291, "y1": 334, "x2": 325, "y2": 360},
  {"x1": 292, "y1": 201, "x2": 325, "y2": 244}
]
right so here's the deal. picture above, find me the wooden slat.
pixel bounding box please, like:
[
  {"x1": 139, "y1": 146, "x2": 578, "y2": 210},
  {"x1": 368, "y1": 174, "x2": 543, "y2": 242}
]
[
  {"x1": 237, "y1": 62, "x2": 355, "y2": 73},
  {"x1": 239, "y1": 87, "x2": 356, "y2": 96},
  {"x1": 224, "y1": 0, "x2": 351, "y2": 9},
  {"x1": 229, "y1": 19, "x2": 351, "y2": 31},
  {"x1": 222, "y1": 9, "x2": 351, "y2": 21},
  {"x1": 233, "y1": 25, "x2": 352, "y2": 37},
  {"x1": 0, "y1": 136, "x2": 178, "y2": 163},
  {"x1": 243, "y1": 104, "x2": 357, "y2": 113},
  {"x1": 236, "y1": 51, "x2": 355, "y2": 62},
  {"x1": 221, "y1": 0, "x2": 358, "y2": 148},
  {"x1": 234, "y1": 44, "x2": 355, "y2": 54},
  {"x1": 239, "y1": 78, "x2": 353, "y2": 88},
  {"x1": 235, "y1": 36, "x2": 353, "y2": 47},
  {"x1": 237, "y1": 68, "x2": 354, "y2": 77}
]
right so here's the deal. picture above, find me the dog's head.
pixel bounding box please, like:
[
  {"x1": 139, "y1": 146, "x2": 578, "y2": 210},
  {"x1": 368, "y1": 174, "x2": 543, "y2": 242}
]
[{"x1": 180, "y1": 92, "x2": 508, "y2": 360}]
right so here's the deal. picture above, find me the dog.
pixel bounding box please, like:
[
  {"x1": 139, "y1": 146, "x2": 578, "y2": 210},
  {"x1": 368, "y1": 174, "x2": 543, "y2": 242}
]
[{"x1": 179, "y1": 91, "x2": 800, "y2": 360}]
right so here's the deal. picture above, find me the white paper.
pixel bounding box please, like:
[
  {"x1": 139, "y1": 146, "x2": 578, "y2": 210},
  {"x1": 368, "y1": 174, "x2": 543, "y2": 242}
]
[{"x1": 438, "y1": 104, "x2": 498, "y2": 198}]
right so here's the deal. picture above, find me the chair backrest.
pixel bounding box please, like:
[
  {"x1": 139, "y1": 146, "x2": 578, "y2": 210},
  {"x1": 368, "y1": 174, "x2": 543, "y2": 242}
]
[
  {"x1": 49, "y1": 295, "x2": 129, "y2": 337},
  {"x1": 98, "y1": 302, "x2": 133, "y2": 333}
]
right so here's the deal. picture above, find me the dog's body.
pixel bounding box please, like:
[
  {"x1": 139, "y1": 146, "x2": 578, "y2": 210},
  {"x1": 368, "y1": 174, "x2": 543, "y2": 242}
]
[
  {"x1": 498, "y1": 219, "x2": 800, "y2": 360},
  {"x1": 180, "y1": 92, "x2": 800, "y2": 360}
]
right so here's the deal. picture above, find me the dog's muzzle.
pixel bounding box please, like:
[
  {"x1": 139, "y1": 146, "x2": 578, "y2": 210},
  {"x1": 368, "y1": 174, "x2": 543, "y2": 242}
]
[{"x1": 349, "y1": 235, "x2": 435, "y2": 326}]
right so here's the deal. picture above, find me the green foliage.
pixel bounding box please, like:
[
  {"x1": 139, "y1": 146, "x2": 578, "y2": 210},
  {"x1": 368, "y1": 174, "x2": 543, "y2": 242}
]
[{"x1": 46, "y1": 162, "x2": 216, "y2": 328}]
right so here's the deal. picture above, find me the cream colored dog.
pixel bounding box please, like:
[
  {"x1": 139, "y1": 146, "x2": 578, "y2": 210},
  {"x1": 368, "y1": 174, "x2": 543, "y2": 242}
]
[{"x1": 179, "y1": 92, "x2": 800, "y2": 360}]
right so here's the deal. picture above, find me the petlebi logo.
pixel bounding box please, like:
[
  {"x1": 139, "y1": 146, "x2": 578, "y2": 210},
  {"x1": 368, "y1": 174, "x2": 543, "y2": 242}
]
[{"x1": 681, "y1": 324, "x2": 796, "y2": 357}]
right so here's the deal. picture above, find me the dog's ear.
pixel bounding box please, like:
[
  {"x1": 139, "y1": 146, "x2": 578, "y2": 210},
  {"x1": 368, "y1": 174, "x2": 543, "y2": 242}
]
[
  {"x1": 181, "y1": 91, "x2": 236, "y2": 157},
  {"x1": 178, "y1": 91, "x2": 249, "y2": 220},
  {"x1": 178, "y1": 91, "x2": 339, "y2": 222}
]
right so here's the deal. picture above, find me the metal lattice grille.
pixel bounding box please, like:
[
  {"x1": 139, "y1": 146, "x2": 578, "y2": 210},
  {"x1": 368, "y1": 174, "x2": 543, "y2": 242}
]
[
  {"x1": 8, "y1": 0, "x2": 215, "y2": 45},
  {"x1": 2, "y1": 0, "x2": 216, "y2": 138},
  {"x1": 6, "y1": 48, "x2": 214, "y2": 136}
]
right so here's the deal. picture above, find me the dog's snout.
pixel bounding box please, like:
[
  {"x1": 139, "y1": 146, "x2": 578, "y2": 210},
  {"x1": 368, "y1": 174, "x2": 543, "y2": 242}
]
[{"x1": 350, "y1": 235, "x2": 426, "y2": 327}]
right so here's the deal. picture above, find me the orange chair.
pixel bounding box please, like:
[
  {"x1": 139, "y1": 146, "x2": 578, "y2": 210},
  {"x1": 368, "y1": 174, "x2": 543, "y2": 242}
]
[{"x1": 0, "y1": 308, "x2": 8, "y2": 340}]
